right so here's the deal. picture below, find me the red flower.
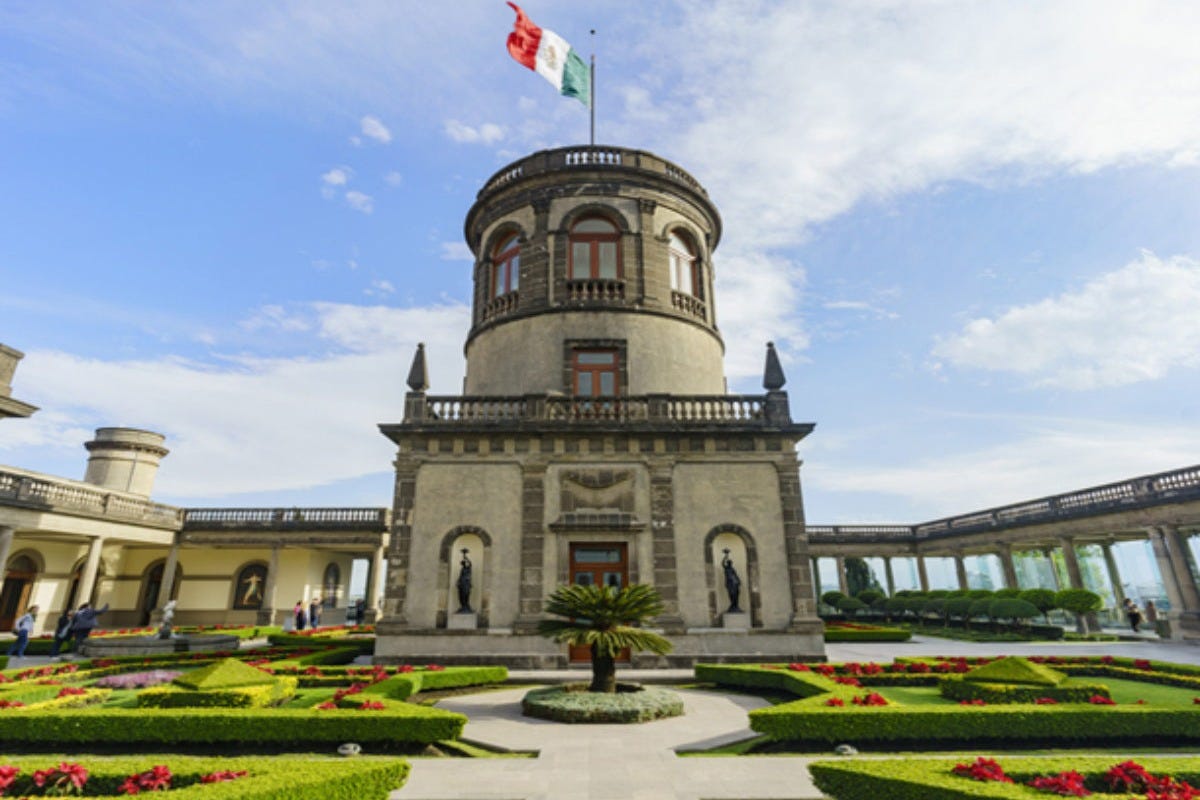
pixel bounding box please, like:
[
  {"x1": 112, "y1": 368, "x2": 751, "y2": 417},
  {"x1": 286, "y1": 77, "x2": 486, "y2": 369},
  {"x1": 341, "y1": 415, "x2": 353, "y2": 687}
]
[
  {"x1": 1035, "y1": 697, "x2": 1058, "y2": 705},
  {"x1": 787, "y1": 663, "x2": 810, "y2": 672},
  {"x1": 0, "y1": 765, "x2": 19, "y2": 792},
  {"x1": 316, "y1": 701, "x2": 338, "y2": 710},
  {"x1": 1100, "y1": 655, "x2": 1115, "y2": 664},
  {"x1": 952, "y1": 757, "x2": 1012, "y2": 783},
  {"x1": 200, "y1": 769, "x2": 248, "y2": 784},
  {"x1": 1089, "y1": 695, "x2": 1116, "y2": 705},
  {"x1": 1027, "y1": 770, "x2": 1092, "y2": 796},
  {"x1": 815, "y1": 664, "x2": 836, "y2": 676},
  {"x1": 56, "y1": 687, "x2": 87, "y2": 698},
  {"x1": 1134, "y1": 659, "x2": 1153, "y2": 671},
  {"x1": 909, "y1": 662, "x2": 931, "y2": 674},
  {"x1": 824, "y1": 697, "x2": 844, "y2": 707},
  {"x1": 0, "y1": 700, "x2": 26, "y2": 709},
  {"x1": 959, "y1": 699, "x2": 986, "y2": 706},
  {"x1": 304, "y1": 666, "x2": 322, "y2": 676},
  {"x1": 851, "y1": 692, "x2": 888, "y2": 706},
  {"x1": 397, "y1": 664, "x2": 415, "y2": 673},
  {"x1": 358, "y1": 700, "x2": 385, "y2": 710},
  {"x1": 833, "y1": 676, "x2": 861, "y2": 687}
]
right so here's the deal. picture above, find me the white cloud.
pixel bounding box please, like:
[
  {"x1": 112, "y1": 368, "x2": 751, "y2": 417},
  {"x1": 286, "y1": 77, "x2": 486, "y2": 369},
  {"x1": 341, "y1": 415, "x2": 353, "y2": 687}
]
[
  {"x1": 5, "y1": 302, "x2": 470, "y2": 497},
  {"x1": 321, "y1": 167, "x2": 350, "y2": 186},
  {"x1": 443, "y1": 119, "x2": 504, "y2": 145},
  {"x1": 810, "y1": 417, "x2": 1200, "y2": 521},
  {"x1": 344, "y1": 190, "x2": 373, "y2": 214},
  {"x1": 364, "y1": 279, "x2": 394, "y2": 297},
  {"x1": 239, "y1": 304, "x2": 310, "y2": 333},
  {"x1": 932, "y1": 252, "x2": 1200, "y2": 389},
  {"x1": 715, "y1": 250, "x2": 808, "y2": 382},
  {"x1": 822, "y1": 300, "x2": 898, "y2": 320},
  {"x1": 439, "y1": 242, "x2": 473, "y2": 262},
  {"x1": 359, "y1": 114, "x2": 391, "y2": 144},
  {"x1": 383, "y1": 171, "x2": 402, "y2": 187}
]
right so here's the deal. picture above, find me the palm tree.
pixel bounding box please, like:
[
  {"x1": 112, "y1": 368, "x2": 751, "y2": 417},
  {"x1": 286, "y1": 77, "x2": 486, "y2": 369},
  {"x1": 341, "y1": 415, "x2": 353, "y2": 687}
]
[{"x1": 537, "y1": 583, "x2": 673, "y2": 693}]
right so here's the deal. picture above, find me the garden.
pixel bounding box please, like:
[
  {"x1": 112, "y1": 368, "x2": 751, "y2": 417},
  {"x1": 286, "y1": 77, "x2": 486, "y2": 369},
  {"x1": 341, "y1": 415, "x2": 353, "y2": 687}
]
[{"x1": 0, "y1": 629, "x2": 507, "y2": 797}]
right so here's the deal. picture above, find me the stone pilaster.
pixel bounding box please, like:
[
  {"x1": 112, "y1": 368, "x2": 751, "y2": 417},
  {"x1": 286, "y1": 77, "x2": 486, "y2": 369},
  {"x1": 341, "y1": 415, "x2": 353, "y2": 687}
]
[
  {"x1": 647, "y1": 462, "x2": 686, "y2": 633},
  {"x1": 1101, "y1": 543, "x2": 1126, "y2": 608},
  {"x1": 257, "y1": 545, "x2": 281, "y2": 626},
  {"x1": 1043, "y1": 547, "x2": 1062, "y2": 589},
  {"x1": 365, "y1": 537, "x2": 387, "y2": 623},
  {"x1": 883, "y1": 556, "x2": 896, "y2": 596},
  {"x1": 75, "y1": 537, "x2": 105, "y2": 607},
  {"x1": 1160, "y1": 525, "x2": 1200, "y2": 612},
  {"x1": 0, "y1": 526, "x2": 13, "y2": 575},
  {"x1": 997, "y1": 544, "x2": 1019, "y2": 590},
  {"x1": 381, "y1": 459, "x2": 419, "y2": 627},
  {"x1": 917, "y1": 554, "x2": 930, "y2": 592},
  {"x1": 774, "y1": 457, "x2": 821, "y2": 632},
  {"x1": 954, "y1": 553, "x2": 969, "y2": 590},
  {"x1": 811, "y1": 557, "x2": 822, "y2": 602},
  {"x1": 513, "y1": 461, "x2": 549, "y2": 634},
  {"x1": 835, "y1": 556, "x2": 849, "y2": 594},
  {"x1": 1059, "y1": 537, "x2": 1084, "y2": 590},
  {"x1": 158, "y1": 534, "x2": 181, "y2": 605}
]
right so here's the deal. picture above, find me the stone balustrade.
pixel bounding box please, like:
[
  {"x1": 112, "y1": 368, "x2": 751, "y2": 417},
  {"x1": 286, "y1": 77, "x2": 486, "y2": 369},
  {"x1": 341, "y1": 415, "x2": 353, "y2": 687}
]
[
  {"x1": 565, "y1": 278, "x2": 625, "y2": 304},
  {"x1": 0, "y1": 467, "x2": 181, "y2": 528},
  {"x1": 406, "y1": 392, "x2": 786, "y2": 429},
  {"x1": 807, "y1": 464, "x2": 1200, "y2": 545},
  {"x1": 478, "y1": 146, "x2": 707, "y2": 199},
  {"x1": 182, "y1": 507, "x2": 390, "y2": 531}
]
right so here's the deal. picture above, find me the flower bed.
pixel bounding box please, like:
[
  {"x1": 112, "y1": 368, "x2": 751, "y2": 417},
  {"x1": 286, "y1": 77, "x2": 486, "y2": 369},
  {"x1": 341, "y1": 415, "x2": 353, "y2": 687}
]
[
  {"x1": 0, "y1": 755, "x2": 408, "y2": 798},
  {"x1": 823, "y1": 621, "x2": 912, "y2": 642},
  {"x1": 521, "y1": 683, "x2": 684, "y2": 723},
  {"x1": 696, "y1": 658, "x2": 1200, "y2": 749},
  {"x1": 811, "y1": 756, "x2": 1200, "y2": 799}
]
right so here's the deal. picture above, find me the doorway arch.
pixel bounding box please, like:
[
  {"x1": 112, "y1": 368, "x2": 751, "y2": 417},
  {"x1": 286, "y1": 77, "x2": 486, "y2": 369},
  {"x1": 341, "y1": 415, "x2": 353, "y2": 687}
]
[
  {"x1": 137, "y1": 560, "x2": 182, "y2": 626},
  {"x1": 0, "y1": 552, "x2": 39, "y2": 632}
]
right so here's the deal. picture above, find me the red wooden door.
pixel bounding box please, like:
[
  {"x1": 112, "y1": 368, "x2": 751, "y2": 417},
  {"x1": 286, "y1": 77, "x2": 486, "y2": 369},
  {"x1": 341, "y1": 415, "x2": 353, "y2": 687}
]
[{"x1": 567, "y1": 543, "x2": 629, "y2": 663}]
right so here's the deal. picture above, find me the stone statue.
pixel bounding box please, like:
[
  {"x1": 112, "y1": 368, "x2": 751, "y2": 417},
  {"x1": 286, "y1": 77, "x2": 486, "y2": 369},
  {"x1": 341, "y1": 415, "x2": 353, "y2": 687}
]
[
  {"x1": 455, "y1": 549, "x2": 473, "y2": 613},
  {"x1": 157, "y1": 599, "x2": 177, "y2": 640},
  {"x1": 721, "y1": 549, "x2": 742, "y2": 613}
]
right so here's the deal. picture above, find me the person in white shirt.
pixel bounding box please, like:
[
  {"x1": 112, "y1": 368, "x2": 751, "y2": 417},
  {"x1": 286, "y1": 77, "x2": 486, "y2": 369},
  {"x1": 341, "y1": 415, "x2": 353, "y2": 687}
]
[{"x1": 6, "y1": 605, "x2": 38, "y2": 660}]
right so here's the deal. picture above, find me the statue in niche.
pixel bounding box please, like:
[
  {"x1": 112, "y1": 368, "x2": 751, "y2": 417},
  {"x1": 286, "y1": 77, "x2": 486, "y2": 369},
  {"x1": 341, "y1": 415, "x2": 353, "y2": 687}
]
[
  {"x1": 455, "y1": 549, "x2": 473, "y2": 613},
  {"x1": 721, "y1": 548, "x2": 743, "y2": 613}
]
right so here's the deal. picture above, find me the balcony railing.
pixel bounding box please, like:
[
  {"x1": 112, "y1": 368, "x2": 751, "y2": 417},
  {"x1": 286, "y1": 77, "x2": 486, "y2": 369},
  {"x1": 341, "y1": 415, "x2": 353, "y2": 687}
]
[
  {"x1": 480, "y1": 292, "x2": 518, "y2": 322},
  {"x1": 478, "y1": 146, "x2": 707, "y2": 198},
  {"x1": 671, "y1": 290, "x2": 707, "y2": 321},
  {"x1": 183, "y1": 507, "x2": 390, "y2": 531},
  {"x1": 807, "y1": 464, "x2": 1200, "y2": 544},
  {"x1": 565, "y1": 278, "x2": 625, "y2": 304},
  {"x1": 0, "y1": 468, "x2": 182, "y2": 528},
  {"x1": 400, "y1": 392, "x2": 794, "y2": 429}
]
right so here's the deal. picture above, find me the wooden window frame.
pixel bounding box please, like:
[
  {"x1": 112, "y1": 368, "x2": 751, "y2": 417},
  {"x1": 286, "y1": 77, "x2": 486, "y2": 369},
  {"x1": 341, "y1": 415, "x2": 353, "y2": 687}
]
[
  {"x1": 668, "y1": 231, "x2": 700, "y2": 297},
  {"x1": 568, "y1": 217, "x2": 622, "y2": 280},
  {"x1": 572, "y1": 349, "x2": 620, "y2": 397},
  {"x1": 491, "y1": 234, "x2": 520, "y2": 298}
]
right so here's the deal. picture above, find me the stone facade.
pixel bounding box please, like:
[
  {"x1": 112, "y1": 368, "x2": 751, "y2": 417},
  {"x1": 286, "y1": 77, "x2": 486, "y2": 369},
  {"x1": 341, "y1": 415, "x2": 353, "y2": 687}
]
[{"x1": 375, "y1": 146, "x2": 826, "y2": 666}]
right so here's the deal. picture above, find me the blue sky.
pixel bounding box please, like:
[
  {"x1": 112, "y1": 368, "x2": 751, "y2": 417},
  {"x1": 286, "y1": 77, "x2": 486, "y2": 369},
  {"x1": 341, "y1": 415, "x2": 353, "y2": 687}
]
[{"x1": 2, "y1": 1, "x2": 1199, "y2": 525}]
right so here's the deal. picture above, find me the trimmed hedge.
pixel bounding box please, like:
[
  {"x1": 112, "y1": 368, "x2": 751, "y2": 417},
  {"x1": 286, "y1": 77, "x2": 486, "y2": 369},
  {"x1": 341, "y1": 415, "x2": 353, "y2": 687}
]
[
  {"x1": 695, "y1": 664, "x2": 837, "y2": 698},
  {"x1": 811, "y1": 756, "x2": 1200, "y2": 800},
  {"x1": 939, "y1": 676, "x2": 1111, "y2": 704},
  {"x1": 0, "y1": 703, "x2": 465, "y2": 747},
  {"x1": 137, "y1": 677, "x2": 298, "y2": 708},
  {"x1": 824, "y1": 627, "x2": 912, "y2": 643},
  {"x1": 961, "y1": 657, "x2": 1063, "y2": 687},
  {"x1": 0, "y1": 755, "x2": 408, "y2": 799},
  {"x1": 750, "y1": 703, "x2": 1200, "y2": 745},
  {"x1": 365, "y1": 666, "x2": 509, "y2": 700}
]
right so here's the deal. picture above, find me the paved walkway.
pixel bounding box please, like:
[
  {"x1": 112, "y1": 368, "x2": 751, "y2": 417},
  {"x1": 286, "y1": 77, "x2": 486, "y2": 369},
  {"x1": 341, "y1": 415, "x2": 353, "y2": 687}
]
[{"x1": 394, "y1": 687, "x2": 821, "y2": 800}]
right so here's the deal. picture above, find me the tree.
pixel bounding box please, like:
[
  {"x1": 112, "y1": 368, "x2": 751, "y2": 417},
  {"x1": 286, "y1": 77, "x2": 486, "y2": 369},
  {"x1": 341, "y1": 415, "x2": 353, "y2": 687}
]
[
  {"x1": 989, "y1": 598, "x2": 1040, "y2": 628},
  {"x1": 845, "y1": 557, "x2": 877, "y2": 596},
  {"x1": 1055, "y1": 588, "x2": 1103, "y2": 634},
  {"x1": 1019, "y1": 588, "x2": 1058, "y2": 624},
  {"x1": 821, "y1": 591, "x2": 846, "y2": 612},
  {"x1": 537, "y1": 583, "x2": 672, "y2": 693},
  {"x1": 837, "y1": 596, "x2": 867, "y2": 616}
]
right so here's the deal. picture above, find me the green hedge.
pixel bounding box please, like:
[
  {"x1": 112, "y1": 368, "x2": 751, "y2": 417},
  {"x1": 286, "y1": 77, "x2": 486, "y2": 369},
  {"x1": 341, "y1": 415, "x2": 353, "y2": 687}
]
[
  {"x1": 365, "y1": 666, "x2": 508, "y2": 700},
  {"x1": 0, "y1": 755, "x2": 408, "y2": 799},
  {"x1": 811, "y1": 756, "x2": 1200, "y2": 800},
  {"x1": 695, "y1": 664, "x2": 837, "y2": 698},
  {"x1": 750, "y1": 703, "x2": 1200, "y2": 745},
  {"x1": 268, "y1": 633, "x2": 374, "y2": 652},
  {"x1": 824, "y1": 628, "x2": 912, "y2": 642},
  {"x1": 137, "y1": 677, "x2": 298, "y2": 708},
  {"x1": 521, "y1": 684, "x2": 684, "y2": 723},
  {"x1": 0, "y1": 704, "x2": 465, "y2": 747},
  {"x1": 939, "y1": 676, "x2": 1111, "y2": 704}
]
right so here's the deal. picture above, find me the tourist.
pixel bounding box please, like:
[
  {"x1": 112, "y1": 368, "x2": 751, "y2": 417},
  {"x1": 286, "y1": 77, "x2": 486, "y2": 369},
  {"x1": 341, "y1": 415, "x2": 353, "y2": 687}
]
[
  {"x1": 1144, "y1": 599, "x2": 1158, "y2": 633},
  {"x1": 71, "y1": 602, "x2": 110, "y2": 647},
  {"x1": 308, "y1": 596, "x2": 321, "y2": 629},
  {"x1": 1124, "y1": 597, "x2": 1142, "y2": 633},
  {"x1": 293, "y1": 600, "x2": 306, "y2": 630},
  {"x1": 6, "y1": 605, "x2": 38, "y2": 660},
  {"x1": 49, "y1": 609, "x2": 74, "y2": 658},
  {"x1": 354, "y1": 598, "x2": 366, "y2": 625}
]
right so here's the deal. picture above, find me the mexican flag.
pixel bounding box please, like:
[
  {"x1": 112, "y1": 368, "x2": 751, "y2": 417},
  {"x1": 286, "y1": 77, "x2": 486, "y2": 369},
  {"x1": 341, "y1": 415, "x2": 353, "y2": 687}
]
[{"x1": 506, "y1": 2, "x2": 590, "y2": 108}]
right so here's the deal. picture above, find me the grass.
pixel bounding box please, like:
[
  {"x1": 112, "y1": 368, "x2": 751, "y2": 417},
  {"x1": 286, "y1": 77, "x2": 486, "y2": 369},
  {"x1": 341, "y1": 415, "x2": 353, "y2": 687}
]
[{"x1": 871, "y1": 678, "x2": 1200, "y2": 707}]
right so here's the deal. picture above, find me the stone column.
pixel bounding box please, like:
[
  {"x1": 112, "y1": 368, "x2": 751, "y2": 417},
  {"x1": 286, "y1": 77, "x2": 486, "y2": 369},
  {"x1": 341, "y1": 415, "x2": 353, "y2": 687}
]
[
  {"x1": 257, "y1": 545, "x2": 281, "y2": 626},
  {"x1": 1160, "y1": 525, "x2": 1200, "y2": 612},
  {"x1": 0, "y1": 525, "x2": 14, "y2": 574},
  {"x1": 835, "y1": 556, "x2": 849, "y2": 594},
  {"x1": 647, "y1": 462, "x2": 686, "y2": 633},
  {"x1": 1059, "y1": 537, "x2": 1085, "y2": 590},
  {"x1": 811, "y1": 558, "x2": 822, "y2": 602},
  {"x1": 998, "y1": 544, "x2": 1019, "y2": 590},
  {"x1": 1101, "y1": 543, "x2": 1126, "y2": 608},
  {"x1": 379, "y1": 460, "x2": 419, "y2": 628},
  {"x1": 75, "y1": 537, "x2": 105, "y2": 607},
  {"x1": 364, "y1": 538, "x2": 387, "y2": 623},
  {"x1": 954, "y1": 553, "x2": 969, "y2": 590},
  {"x1": 1043, "y1": 547, "x2": 1062, "y2": 590},
  {"x1": 158, "y1": 534, "x2": 181, "y2": 605},
  {"x1": 512, "y1": 461, "x2": 549, "y2": 634},
  {"x1": 883, "y1": 556, "x2": 896, "y2": 596},
  {"x1": 916, "y1": 555, "x2": 930, "y2": 592}
]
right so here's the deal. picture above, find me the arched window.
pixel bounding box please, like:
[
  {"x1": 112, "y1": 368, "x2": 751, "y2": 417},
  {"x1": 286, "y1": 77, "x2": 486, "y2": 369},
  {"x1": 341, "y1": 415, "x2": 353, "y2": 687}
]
[
  {"x1": 668, "y1": 231, "x2": 699, "y2": 296},
  {"x1": 322, "y1": 563, "x2": 340, "y2": 608},
  {"x1": 491, "y1": 233, "x2": 520, "y2": 298},
  {"x1": 569, "y1": 217, "x2": 620, "y2": 280}
]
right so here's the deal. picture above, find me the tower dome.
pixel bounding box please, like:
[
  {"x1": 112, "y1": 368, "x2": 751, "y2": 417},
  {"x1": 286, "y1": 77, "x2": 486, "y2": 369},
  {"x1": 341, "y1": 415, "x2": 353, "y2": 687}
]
[{"x1": 462, "y1": 146, "x2": 725, "y2": 396}]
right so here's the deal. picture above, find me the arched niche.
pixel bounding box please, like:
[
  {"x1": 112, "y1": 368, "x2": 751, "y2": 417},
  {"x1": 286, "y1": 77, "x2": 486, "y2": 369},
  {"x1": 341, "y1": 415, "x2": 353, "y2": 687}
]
[
  {"x1": 436, "y1": 527, "x2": 492, "y2": 629},
  {"x1": 704, "y1": 525, "x2": 762, "y2": 628},
  {"x1": 136, "y1": 559, "x2": 182, "y2": 626},
  {"x1": 0, "y1": 551, "x2": 41, "y2": 631}
]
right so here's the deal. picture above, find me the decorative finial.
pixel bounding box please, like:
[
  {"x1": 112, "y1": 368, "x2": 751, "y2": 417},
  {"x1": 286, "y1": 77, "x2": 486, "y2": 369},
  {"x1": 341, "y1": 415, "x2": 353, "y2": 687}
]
[
  {"x1": 762, "y1": 341, "x2": 786, "y2": 390},
  {"x1": 406, "y1": 343, "x2": 429, "y2": 392}
]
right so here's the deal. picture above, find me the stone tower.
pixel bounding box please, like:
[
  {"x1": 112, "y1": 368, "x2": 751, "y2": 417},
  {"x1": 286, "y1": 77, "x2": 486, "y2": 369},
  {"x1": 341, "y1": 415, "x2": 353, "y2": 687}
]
[
  {"x1": 376, "y1": 146, "x2": 824, "y2": 666},
  {"x1": 83, "y1": 427, "x2": 169, "y2": 497}
]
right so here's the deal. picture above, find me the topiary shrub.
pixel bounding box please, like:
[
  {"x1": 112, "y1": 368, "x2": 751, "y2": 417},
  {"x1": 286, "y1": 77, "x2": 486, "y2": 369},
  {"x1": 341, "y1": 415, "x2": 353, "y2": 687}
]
[
  {"x1": 989, "y1": 598, "x2": 1040, "y2": 626},
  {"x1": 993, "y1": 587, "x2": 1021, "y2": 598},
  {"x1": 836, "y1": 596, "x2": 867, "y2": 616},
  {"x1": 821, "y1": 591, "x2": 846, "y2": 610},
  {"x1": 963, "y1": 656, "x2": 1065, "y2": 686},
  {"x1": 1056, "y1": 588, "x2": 1103, "y2": 633},
  {"x1": 1020, "y1": 588, "x2": 1058, "y2": 623}
]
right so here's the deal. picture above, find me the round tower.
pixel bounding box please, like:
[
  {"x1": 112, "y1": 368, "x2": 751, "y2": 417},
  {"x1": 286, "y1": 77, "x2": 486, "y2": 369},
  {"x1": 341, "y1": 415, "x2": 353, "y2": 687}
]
[
  {"x1": 83, "y1": 427, "x2": 169, "y2": 497},
  {"x1": 462, "y1": 146, "x2": 725, "y2": 396}
]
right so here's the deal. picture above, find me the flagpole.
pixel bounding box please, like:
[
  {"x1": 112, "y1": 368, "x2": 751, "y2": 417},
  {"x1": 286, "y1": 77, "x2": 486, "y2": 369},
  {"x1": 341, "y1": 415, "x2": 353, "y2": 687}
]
[{"x1": 589, "y1": 29, "x2": 596, "y2": 147}]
